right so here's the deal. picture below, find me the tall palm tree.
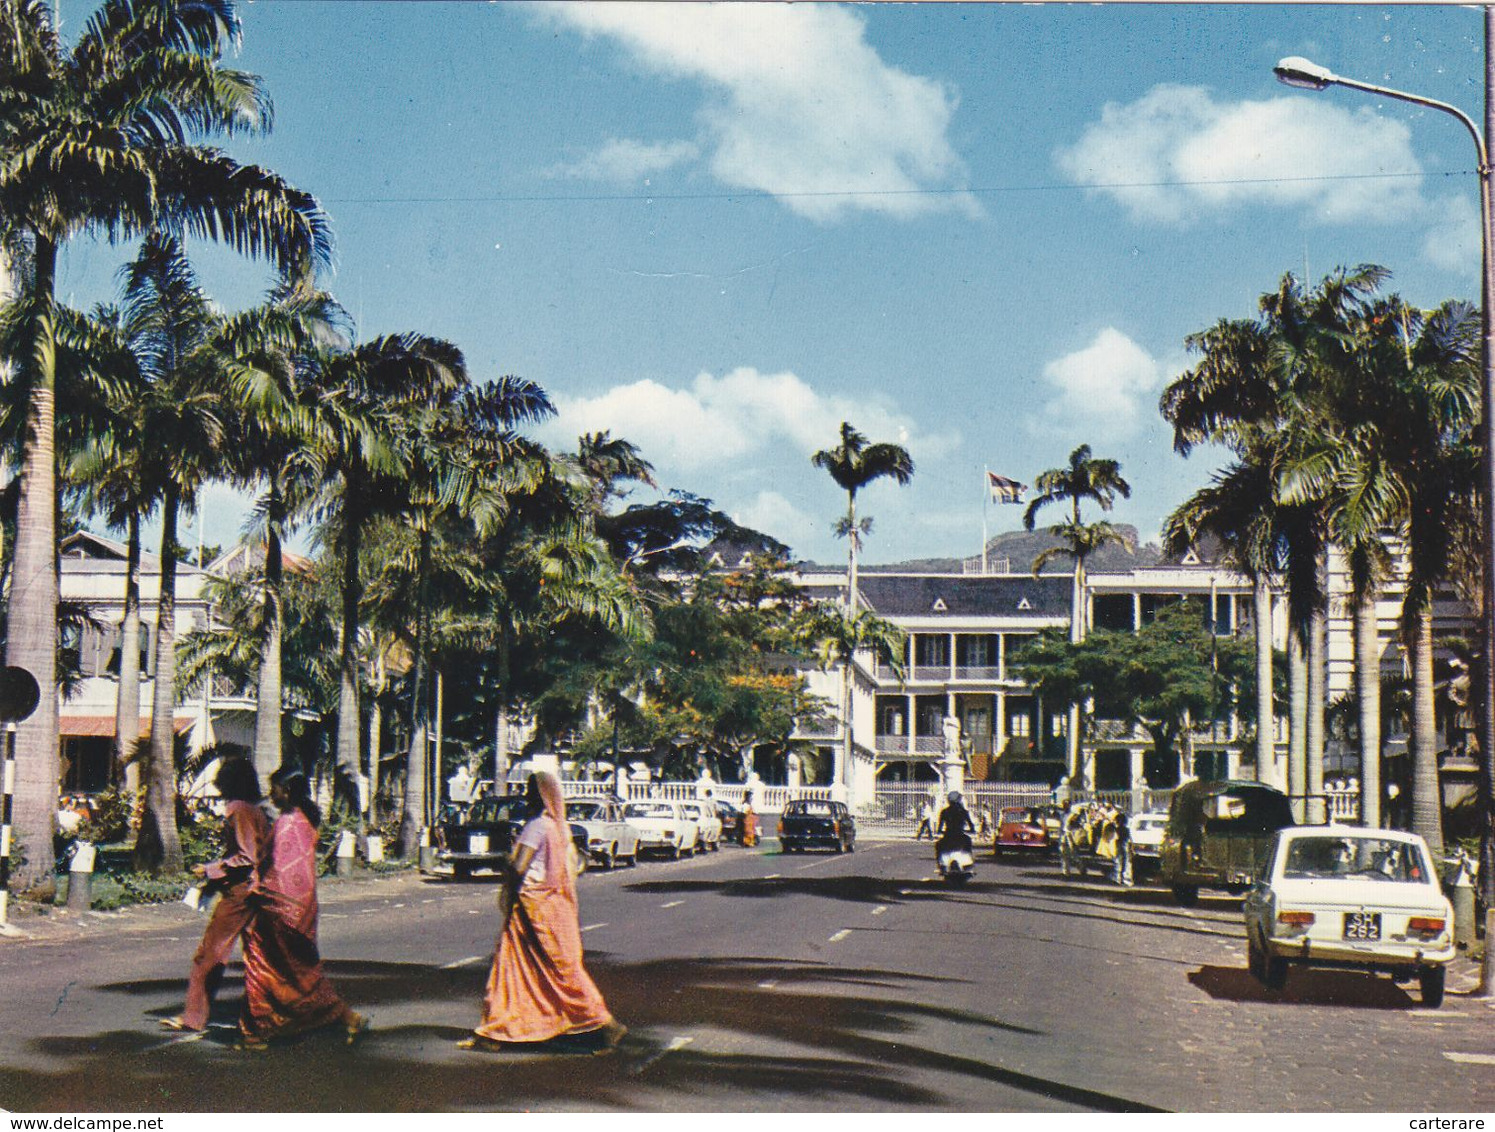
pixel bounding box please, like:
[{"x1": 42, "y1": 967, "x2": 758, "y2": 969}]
[
  {"x1": 811, "y1": 422, "x2": 914, "y2": 613},
  {"x1": 811, "y1": 422, "x2": 912, "y2": 792},
  {"x1": 1023, "y1": 444, "x2": 1131, "y2": 784},
  {"x1": 303, "y1": 333, "x2": 466, "y2": 816},
  {"x1": 0, "y1": 0, "x2": 329, "y2": 883}
]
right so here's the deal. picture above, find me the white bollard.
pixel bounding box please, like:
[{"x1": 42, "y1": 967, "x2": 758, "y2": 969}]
[
  {"x1": 364, "y1": 834, "x2": 384, "y2": 864},
  {"x1": 335, "y1": 829, "x2": 357, "y2": 877},
  {"x1": 66, "y1": 841, "x2": 95, "y2": 912}
]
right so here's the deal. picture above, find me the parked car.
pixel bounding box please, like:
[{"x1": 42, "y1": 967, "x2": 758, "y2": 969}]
[
  {"x1": 565, "y1": 798, "x2": 641, "y2": 868},
  {"x1": 1159, "y1": 779, "x2": 1294, "y2": 904},
  {"x1": 622, "y1": 799, "x2": 701, "y2": 859},
  {"x1": 1127, "y1": 809, "x2": 1169, "y2": 880},
  {"x1": 681, "y1": 801, "x2": 723, "y2": 851},
  {"x1": 1243, "y1": 826, "x2": 1455, "y2": 1006},
  {"x1": 778, "y1": 798, "x2": 855, "y2": 853},
  {"x1": 992, "y1": 806, "x2": 1052, "y2": 858},
  {"x1": 435, "y1": 795, "x2": 590, "y2": 880}
]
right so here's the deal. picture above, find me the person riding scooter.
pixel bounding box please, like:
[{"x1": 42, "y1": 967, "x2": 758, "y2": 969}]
[{"x1": 935, "y1": 791, "x2": 976, "y2": 864}]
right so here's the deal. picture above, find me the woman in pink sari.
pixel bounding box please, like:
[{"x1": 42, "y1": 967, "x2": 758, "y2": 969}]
[
  {"x1": 237, "y1": 769, "x2": 366, "y2": 1050},
  {"x1": 461, "y1": 772, "x2": 625, "y2": 1053}
]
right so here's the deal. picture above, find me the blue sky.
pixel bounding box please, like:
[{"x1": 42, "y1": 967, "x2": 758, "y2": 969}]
[{"x1": 55, "y1": 2, "x2": 1490, "y2": 565}]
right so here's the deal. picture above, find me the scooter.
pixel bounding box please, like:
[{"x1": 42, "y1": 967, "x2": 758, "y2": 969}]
[{"x1": 936, "y1": 832, "x2": 975, "y2": 886}]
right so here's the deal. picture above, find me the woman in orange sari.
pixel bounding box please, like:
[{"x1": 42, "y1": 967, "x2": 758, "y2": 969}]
[
  {"x1": 238, "y1": 769, "x2": 366, "y2": 1050},
  {"x1": 461, "y1": 772, "x2": 625, "y2": 1053}
]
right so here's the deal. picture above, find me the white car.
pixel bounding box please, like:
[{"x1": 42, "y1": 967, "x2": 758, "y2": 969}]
[
  {"x1": 681, "y1": 801, "x2": 722, "y2": 851},
  {"x1": 1242, "y1": 826, "x2": 1455, "y2": 1006},
  {"x1": 622, "y1": 800, "x2": 701, "y2": 859},
  {"x1": 565, "y1": 799, "x2": 642, "y2": 868},
  {"x1": 1127, "y1": 810, "x2": 1169, "y2": 878}
]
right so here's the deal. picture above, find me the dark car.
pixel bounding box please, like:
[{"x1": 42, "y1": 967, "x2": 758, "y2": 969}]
[
  {"x1": 714, "y1": 798, "x2": 743, "y2": 843},
  {"x1": 992, "y1": 806, "x2": 1052, "y2": 858},
  {"x1": 778, "y1": 798, "x2": 855, "y2": 853},
  {"x1": 434, "y1": 794, "x2": 590, "y2": 880},
  {"x1": 1159, "y1": 779, "x2": 1294, "y2": 904}
]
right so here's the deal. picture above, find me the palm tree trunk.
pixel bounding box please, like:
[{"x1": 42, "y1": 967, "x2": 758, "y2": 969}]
[
  {"x1": 367, "y1": 650, "x2": 385, "y2": 822},
  {"x1": 1068, "y1": 558, "x2": 1085, "y2": 784},
  {"x1": 1254, "y1": 580, "x2": 1278, "y2": 788},
  {"x1": 1354, "y1": 587, "x2": 1382, "y2": 828},
  {"x1": 251, "y1": 496, "x2": 284, "y2": 791},
  {"x1": 399, "y1": 529, "x2": 432, "y2": 856},
  {"x1": 1307, "y1": 603, "x2": 1327, "y2": 815},
  {"x1": 6, "y1": 234, "x2": 60, "y2": 888},
  {"x1": 114, "y1": 511, "x2": 143, "y2": 801},
  {"x1": 846, "y1": 491, "x2": 859, "y2": 612},
  {"x1": 136, "y1": 487, "x2": 184, "y2": 873},
  {"x1": 1289, "y1": 631, "x2": 1307, "y2": 804},
  {"x1": 433, "y1": 668, "x2": 445, "y2": 827},
  {"x1": 1409, "y1": 608, "x2": 1443, "y2": 855},
  {"x1": 334, "y1": 489, "x2": 364, "y2": 818}
]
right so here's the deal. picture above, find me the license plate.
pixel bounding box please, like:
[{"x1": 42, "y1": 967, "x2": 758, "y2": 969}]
[
  {"x1": 1343, "y1": 911, "x2": 1381, "y2": 940},
  {"x1": 468, "y1": 833, "x2": 489, "y2": 854}
]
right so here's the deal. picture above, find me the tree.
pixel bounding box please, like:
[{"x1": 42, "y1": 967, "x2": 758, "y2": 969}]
[
  {"x1": 0, "y1": 0, "x2": 329, "y2": 883},
  {"x1": 811, "y1": 422, "x2": 913, "y2": 613},
  {"x1": 1022, "y1": 443, "x2": 1132, "y2": 784}
]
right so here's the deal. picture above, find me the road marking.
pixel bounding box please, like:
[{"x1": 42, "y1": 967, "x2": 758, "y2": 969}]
[
  {"x1": 441, "y1": 955, "x2": 486, "y2": 969},
  {"x1": 467, "y1": 909, "x2": 482, "y2": 915},
  {"x1": 764, "y1": 873, "x2": 781, "y2": 879},
  {"x1": 630, "y1": 1035, "x2": 694, "y2": 1076},
  {"x1": 1444, "y1": 1052, "x2": 1495, "y2": 1065},
  {"x1": 390, "y1": 903, "x2": 405, "y2": 909},
  {"x1": 756, "y1": 979, "x2": 778, "y2": 990},
  {"x1": 829, "y1": 929, "x2": 851, "y2": 942},
  {"x1": 1411, "y1": 1009, "x2": 1462, "y2": 1018},
  {"x1": 661, "y1": 900, "x2": 684, "y2": 909},
  {"x1": 324, "y1": 913, "x2": 348, "y2": 919},
  {"x1": 581, "y1": 923, "x2": 608, "y2": 932},
  {"x1": 870, "y1": 905, "x2": 887, "y2": 916},
  {"x1": 422, "y1": 899, "x2": 436, "y2": 904}
]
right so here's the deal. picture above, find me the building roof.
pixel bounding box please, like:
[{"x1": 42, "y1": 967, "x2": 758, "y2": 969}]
[{"x1": 856, "y1": 573, "x2": 1071, "y2": 619}]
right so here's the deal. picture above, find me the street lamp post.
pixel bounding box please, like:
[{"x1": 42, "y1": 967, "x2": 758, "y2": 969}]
[{"x1": 1276, "y1": 26, "x2": 1495, "y2": 995}]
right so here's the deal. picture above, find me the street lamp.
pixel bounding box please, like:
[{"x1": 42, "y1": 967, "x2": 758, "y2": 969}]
[{"x1": 1276, "y1": 36, "x2": 1495, "y2": 994}]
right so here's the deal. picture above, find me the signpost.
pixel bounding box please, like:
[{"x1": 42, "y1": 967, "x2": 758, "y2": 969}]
[{"x1": 0, "y1": 666, "x2": 41, "y2": 933}]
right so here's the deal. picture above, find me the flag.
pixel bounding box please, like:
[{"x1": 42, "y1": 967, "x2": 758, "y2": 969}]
[{"x1": 987, "y1": 471, "x2": 1027, "y2": 504}]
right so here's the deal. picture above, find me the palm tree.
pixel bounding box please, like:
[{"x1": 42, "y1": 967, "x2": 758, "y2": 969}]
[
  {"x1": 811, "y1": 422, "x2": 914, "y2": 612},
  {"x1": 0, "y1": 0, "x2": 329, "y2": 883},
  {"x1": 1023, "y1": 444, "x2": 1131, "y2": 784}
]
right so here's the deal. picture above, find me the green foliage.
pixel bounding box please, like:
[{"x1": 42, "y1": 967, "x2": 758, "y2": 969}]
[
  {"x1": 88, "y1": 871, "x2": 195, "y2": 912},
  {"x1": 75, "y1": 787, "x2": 141, "y2": 845},
  {"x1": 176, "y1": 808, "x2": 226, "y2": 870}
]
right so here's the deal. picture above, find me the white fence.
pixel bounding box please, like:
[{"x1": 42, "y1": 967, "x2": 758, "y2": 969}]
[{"x1": 501, "y1": 777, "x2": 832, "y2": 812}]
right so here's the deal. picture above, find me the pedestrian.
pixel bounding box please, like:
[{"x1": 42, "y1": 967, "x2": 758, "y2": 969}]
[
  {"x1": 161, "y1": 757, "x2": 271, "y2": 1033},
  {"x1": 1113, "y1": 809, "x2": 1133, "y2": 887},
  {"x1": 460, "y1": 772, "x2": 626, "y2": 1053},
  {"x1": 741, "y1": 802, "x2": 759, "y2": 847},
  {"x1": 237, "y1": 769, "x2": 367, "y2": 1051},
  {"x1": 913, "y1": 798, "x2": 934, "y2": 840}
]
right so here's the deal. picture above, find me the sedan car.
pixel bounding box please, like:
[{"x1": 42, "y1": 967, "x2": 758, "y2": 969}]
[
  {"x1": 435, "y1": 795, "x2": 590, "y2": 880},
  {"x1": 622, "y1": 799, "x2": 701, "y2": 859},
  {"x1": 565, "y1": 798, "x2": 641, "y2": 868},
  {"x1": 992, "y1": 806, "x2": 1052, "y2": 858},
  {"x1": 778, "y1": 798, "x2": 855, "y2": 853},
  {"x1": 1242, "y1": 826, "x2": 1455, "y2": 1006},
  {"x1": 681, "y1": 801, "x2": 723, "y2": 851},
  {"x1": 1127, "y1": 809, "x2": 1169, "y2": 880}
]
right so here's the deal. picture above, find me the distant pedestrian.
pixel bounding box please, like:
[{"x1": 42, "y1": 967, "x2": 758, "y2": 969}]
[
  {"x1": 913, "y1": 799, "x2": 934, "y2": 840},
  {"x1": 161, "y1": 758, "x2": 270, "y2": 1034},
  {"x1": 741, "y1": 803, "x2": 759, "y2": 848},
  {"x1": 238, "y1": 769, "x2": 366, "y2": 1050},
  {"x1": 461, "y1": 772, "x2": 626, "y2": 1053}
]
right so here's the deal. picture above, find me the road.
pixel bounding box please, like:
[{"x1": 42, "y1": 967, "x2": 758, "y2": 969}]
[{"x1": 1, "y1": 836, "x2": 1492, "y2": 1113}]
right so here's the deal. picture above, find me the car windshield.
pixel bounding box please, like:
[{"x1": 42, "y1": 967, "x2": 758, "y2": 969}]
[
  {"x1": 625, "y1": 802, "x2": 674, "y2": 819},
  {"x1": 1002, "y1": 808, "x2": 1035, "y2": 822},
  {"x1": 1133, "y1": 817, "x2": 1164, "y2": 832},
  {"x1": 790, "y1": 802, "x2": 834, "y2": 816},
  {"x1": 1281, "y1": 836, "x2": 1431, "y2": 883},
  {"x1": 566, "y1": 802, "x2": 604, "y2": 820}
]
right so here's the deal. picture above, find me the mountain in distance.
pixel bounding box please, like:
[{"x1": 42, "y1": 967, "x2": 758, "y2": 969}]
[{"x1": 841, "y1": 525, "x2": 1163, "y2": 575}]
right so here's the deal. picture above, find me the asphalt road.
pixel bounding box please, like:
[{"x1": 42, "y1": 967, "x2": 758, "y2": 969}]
[{"x1": 1, "y1": 837, "x2": 1493, "y2": 1113}]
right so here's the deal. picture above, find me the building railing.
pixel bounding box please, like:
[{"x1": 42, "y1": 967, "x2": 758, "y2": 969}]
[{"x1": 952, "y1": 665, "x2": 1001, "y2": 680}]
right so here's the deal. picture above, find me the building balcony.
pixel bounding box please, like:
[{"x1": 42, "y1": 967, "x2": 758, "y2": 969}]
[{"x1": 953, "y1": 665, "x2": 1001, "y2": 681}]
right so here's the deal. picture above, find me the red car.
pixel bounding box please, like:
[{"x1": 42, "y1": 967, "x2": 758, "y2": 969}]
[{"x1": 993, "y1": 806, "x2": 1052, "y2": 858}]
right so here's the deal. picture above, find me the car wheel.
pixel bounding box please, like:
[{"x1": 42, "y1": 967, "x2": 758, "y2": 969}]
[
  {"x1": 453, "y1": 863, "x2": 472, "y2": 882},
  {"x1": 1171, "y1": 884, "x2": 1199, "y2": 907},
  {"x1": 1419, "y1": 965, "x2": 1446, "y2": 1008}
]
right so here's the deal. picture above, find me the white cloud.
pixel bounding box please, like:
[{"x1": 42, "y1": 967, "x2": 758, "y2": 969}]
[
  {"x1": 538, "y1": 3, "x2": 975, "y2": 221},
  {"x1": 1421, "y1": 193, "x2": 1480, "y2": 274},
  {"x1": 546, "y1": 138, "x2": 699, "y2": 183},
  {"x1": 548, "y1": 365, "x2": 956, "y2": 472},
  {"x1": 731, "y1": 490, "x2": 819, "y2": 549},
  {"x1": 1031, "y1": 328, "x2": 1162, "y2": 439},
  {"x1": 1055, "y1": 84, "x2": 1424, "y2": 226}
]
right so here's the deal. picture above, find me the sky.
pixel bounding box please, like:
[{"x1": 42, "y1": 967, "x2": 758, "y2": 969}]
[{"x1": 53, "y1": 1, "x2": 1493, "y2": 566}]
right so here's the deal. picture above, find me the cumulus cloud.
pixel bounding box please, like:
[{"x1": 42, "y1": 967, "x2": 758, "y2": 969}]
[
  {"x1": 1421, "y1": 193, "x2": 1480, "y2": 274},
  {"x1": 546, "y1": 138, "x2": 699, "y2": 183},
  {"x1": 1031, "y1": 328, "x2": 1163, "y2": 439},
  {"x1": 732, "y1": 490, "x2": 819, "y2": 549},
  {"x1": 1055, "y1": 84, "x2": 1424, "y2": 226},
  {"x1": 537, "y1": 3, "x2": 976, "y2": 221},
  {"x1": 548, "y1": 365, "x2": 957, "y2": 471}
]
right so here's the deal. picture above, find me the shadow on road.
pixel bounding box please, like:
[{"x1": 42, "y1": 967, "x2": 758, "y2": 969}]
[
  {"x1": 1187, "y1": 964, "x2": 1418, "y2": 1009},
  {"x1": 619, "y1": 874, "x2": 938, "y2": 905},
  {"x1": 7, "y1": 954, "x2": 1164, "y2": 1113}
]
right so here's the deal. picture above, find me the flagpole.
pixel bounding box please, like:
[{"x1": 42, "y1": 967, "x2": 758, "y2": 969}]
[{"x1": 981, "y1": 466, "x2": 989, "y2": 574}]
